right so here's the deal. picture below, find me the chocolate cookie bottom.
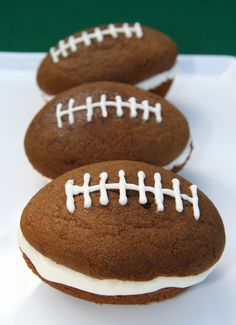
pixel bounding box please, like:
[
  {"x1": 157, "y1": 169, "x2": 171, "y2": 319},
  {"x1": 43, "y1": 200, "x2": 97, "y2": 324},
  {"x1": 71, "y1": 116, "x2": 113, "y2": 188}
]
[
  {"x1": 149, "y1": 79, "x2": 173, "y2": 97},
  {"x1": 22, "y1": 253, "x2": 187, "y2": 305},
  {"x1": 172, "y1": 142, "x2": 193, "y2": 173}
]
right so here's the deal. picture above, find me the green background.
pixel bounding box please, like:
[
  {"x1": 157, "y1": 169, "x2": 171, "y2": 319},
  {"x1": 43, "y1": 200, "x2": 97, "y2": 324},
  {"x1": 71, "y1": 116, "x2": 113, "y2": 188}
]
[{"x1": 0, "y1": 0, "x2": 235, "y2": 55}]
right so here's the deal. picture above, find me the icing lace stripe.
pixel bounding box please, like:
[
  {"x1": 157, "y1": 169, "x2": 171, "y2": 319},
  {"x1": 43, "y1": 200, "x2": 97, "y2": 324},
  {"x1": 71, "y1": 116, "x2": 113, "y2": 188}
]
[
  {"x1": 56, "y1": 94, "x2": 162, "y2": 128},
  {"x1": 50, "y1": 23, "x2": 143, "y2": 63},
  {"x1": 65, "y1": 170, "x2": 200, "y2": 220}
]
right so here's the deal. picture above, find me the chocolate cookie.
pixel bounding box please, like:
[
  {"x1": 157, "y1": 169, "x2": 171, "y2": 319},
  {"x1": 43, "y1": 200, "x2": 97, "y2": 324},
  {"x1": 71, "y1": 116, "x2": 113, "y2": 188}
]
[
  {"x1": 24, "y1": 81, "x2": 192, "y2": 179},
  {"x1": 18, "y1": 160, "x2": 225, "y2": 304},
  {"x1": 37, "y1": 23, "x2": 177, "y2": 97}
]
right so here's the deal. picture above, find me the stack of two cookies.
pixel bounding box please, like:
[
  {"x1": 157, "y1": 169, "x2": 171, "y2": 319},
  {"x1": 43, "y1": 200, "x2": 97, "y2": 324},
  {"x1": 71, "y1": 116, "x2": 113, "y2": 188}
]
[{"x1": 19, "y1": 23, "x2": 225, "y2": 304}]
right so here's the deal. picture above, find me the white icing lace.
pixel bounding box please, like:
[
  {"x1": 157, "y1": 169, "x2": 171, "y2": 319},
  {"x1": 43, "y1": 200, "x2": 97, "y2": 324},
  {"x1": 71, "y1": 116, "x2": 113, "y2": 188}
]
[
  {"x1": 50, "y1": 22, "x2": 143, "y2": 63},
  {"x1": 65, "y1": 170, "x2": 200, "y2": 220},
  {"x1": 56, "y1": 94, "x2": 162, "y2": 128}
]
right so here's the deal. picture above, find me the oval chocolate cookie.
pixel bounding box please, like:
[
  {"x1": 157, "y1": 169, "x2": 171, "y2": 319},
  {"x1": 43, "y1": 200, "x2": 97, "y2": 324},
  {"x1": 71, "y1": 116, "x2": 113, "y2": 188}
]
[
  {"x1": 24, "y1": 81, "x2": 192, "y2": 179},
  {"x1": 37, "y1": 23, "x2": 177, "y2": 97},
  {"x1": 18, "y1": 160, "x2": 225, "y2": 304}
]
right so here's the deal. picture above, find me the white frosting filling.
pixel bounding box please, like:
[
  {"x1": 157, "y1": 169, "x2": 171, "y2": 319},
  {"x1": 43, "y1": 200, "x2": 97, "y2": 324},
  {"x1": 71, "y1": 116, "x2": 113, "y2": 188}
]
[
  {"x1": 18, "y1": 228, "x2": 217, "y2": 296},
  {"x1": 41, "y1": 61, "x2": 177, "y2": 103},
  {"x1": 164, "y1": 138, "x2": 192, "y2": 170},
  {"x1": 136, "y1": 61, "x2": 177, "y2": 90},
  {"x1": 41, "y1": 92, "x2": 54, "y2": 102}
]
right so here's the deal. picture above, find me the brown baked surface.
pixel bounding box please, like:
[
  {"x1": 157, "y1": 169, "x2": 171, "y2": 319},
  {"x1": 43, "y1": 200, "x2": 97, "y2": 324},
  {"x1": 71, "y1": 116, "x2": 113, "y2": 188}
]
[
  {"x1": 24, "y1": 81, "x2": 190, "y2": 179},
  {"x1": 22, "y1": 252, "x2": 186, "y2": 304},
  {"x1": 149, "y1": 79, "x2": 173, "y2": 97},
  {"x1": 37, "y1": 25, "x2": 177, "y2": 95},
  {"x1": 20, "y1": 160, "x2": 225, "y2": 281}
]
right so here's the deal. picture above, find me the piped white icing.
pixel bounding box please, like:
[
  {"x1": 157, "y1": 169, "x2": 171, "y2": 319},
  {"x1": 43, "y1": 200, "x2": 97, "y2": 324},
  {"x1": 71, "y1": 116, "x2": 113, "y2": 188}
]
[
  {"x1": 18, "y1": 228, "x2": 217, "y2": 296},
  {"x1": 50, "y1": 23, "x2": 143, "y2": 63},
  {"x1": 65, "y1": 168, "x2": 200, "y2": 219},
  {"x1": 54, "y1": 93, "x2": 191, "y2": 171},
  {"x1": 56, "y1": 94, "x2": 162, "y2": 128},
  {"x1": 136, "y1": 61, "x2": 177, "y2": 90}
]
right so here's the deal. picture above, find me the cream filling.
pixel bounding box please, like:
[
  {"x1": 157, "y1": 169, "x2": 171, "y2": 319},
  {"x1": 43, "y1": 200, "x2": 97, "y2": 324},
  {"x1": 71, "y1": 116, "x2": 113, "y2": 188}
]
[
  {"x1": 136, "y1": 61, "x2": 177, "y2": 91},
  {"x1": 41, "y1": 92, "x2": 54, "y2": 103},
  {"x1": 41, "y1": 61, "x2": 177, "y2": 103},
  {"x1": 164, "y1": 138, "x2": 192, "y2": 170},
  {"x1": 18, "y1": 228, "x2": 216, "y2": 296}
]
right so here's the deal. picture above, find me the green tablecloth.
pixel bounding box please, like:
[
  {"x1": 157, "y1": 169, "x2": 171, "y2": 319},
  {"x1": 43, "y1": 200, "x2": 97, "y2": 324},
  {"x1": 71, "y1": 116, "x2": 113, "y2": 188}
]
[{"x1": 0, "y1": 0, "x2": 235, "y2": 55}]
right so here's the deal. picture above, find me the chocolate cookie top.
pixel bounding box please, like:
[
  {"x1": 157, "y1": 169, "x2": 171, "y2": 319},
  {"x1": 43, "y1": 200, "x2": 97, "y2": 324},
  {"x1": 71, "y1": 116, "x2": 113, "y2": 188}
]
[
  {"x1": 20, "y1": 160, "x2": 225, "y2": 281},
  {"x1": 37, "y1": 23, "x2": 177, "y2": 95},
  {"x1": 24, "y1": 82, "x2": 190, "y2": 178}
]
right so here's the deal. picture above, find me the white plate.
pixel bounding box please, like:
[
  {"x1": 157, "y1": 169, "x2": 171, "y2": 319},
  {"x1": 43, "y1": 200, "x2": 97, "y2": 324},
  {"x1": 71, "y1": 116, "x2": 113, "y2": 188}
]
[{"x1": 0, "y1": 53, "x2": 236, "y2": 325}]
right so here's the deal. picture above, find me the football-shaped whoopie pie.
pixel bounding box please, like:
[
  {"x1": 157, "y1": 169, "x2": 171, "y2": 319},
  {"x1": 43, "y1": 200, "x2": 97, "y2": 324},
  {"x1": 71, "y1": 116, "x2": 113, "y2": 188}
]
[
  {"x1": 18, "y1": 160, "x2": 225, "y2": 304},
  {"x1": 24, "y1": 82, "x2": 192, "y2": 179},
  {"x1": 37, "y1": 23, "x2": 177, "y2": 97}
]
